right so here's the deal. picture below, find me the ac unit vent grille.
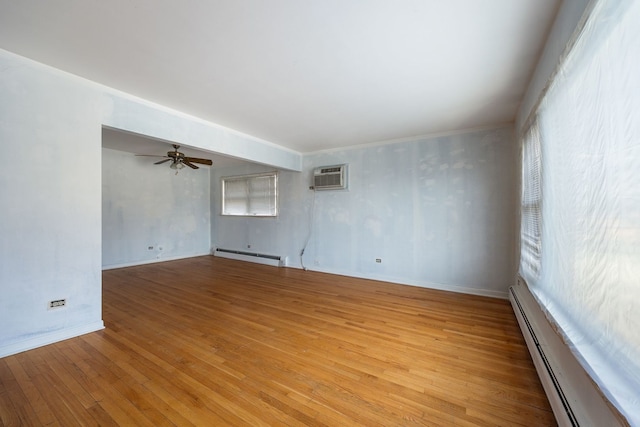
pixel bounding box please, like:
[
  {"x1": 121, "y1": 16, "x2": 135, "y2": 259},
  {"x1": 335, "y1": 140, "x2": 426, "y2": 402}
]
[
  {"x1": 314, "y1": 173, "x2": 342, "y2": 188},
  {"x1": 313, "y1": 164, "x2": 348, "y2": 190}
]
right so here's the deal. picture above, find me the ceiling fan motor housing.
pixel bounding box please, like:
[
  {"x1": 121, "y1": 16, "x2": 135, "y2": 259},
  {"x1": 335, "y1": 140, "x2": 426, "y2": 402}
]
[
  {"x1": 137, "y1": 144, "x2": 212, "y2": 170},
  {"x1": 168, "y1": 147, "x2": 185, "y2": 159}
]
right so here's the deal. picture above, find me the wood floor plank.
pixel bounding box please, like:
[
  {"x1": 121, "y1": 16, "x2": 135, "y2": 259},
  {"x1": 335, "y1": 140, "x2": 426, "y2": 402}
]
[
  {"x1": 0, "y1": 256, "x2": 556, "y2": 426},
  {"x1": 0, "y1": 359, "x2": 39, "y2": 427},
  {"x1": 4, "y1": 355, "x2": 59, "y2": 427}
]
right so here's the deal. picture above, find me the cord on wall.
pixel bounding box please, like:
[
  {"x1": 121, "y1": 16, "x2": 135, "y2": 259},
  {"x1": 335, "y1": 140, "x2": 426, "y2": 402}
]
[{"x1": 300, "y1": 187, "x2": 317, "y2": 270}]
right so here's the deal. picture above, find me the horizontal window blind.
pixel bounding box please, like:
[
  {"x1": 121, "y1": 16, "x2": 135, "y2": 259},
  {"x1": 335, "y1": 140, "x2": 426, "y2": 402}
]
[
  {"x1": 222, "y1": 173, "x2": 277, "y2": 216},
  {"x1": 520, "y1": 121, "x2": 542, "y2": 282}
]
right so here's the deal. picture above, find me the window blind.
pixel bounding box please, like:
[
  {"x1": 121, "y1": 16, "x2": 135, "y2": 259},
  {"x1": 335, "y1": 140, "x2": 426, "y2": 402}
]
[
  {"x1": 222, "y1": 173, "x2": 277, "y2": 216},
  {"x1": 520, "y1": 121, "x2": 542, "y2": 282}
]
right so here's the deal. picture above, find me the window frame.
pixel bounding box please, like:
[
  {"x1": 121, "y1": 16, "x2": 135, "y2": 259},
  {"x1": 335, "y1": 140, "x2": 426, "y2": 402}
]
[
  {"x1": 221, "y1": 172, "x2": 278, "y2": 217},
  {"x1": 520, "y1": 120, "x2": 542, "y2": 278}
]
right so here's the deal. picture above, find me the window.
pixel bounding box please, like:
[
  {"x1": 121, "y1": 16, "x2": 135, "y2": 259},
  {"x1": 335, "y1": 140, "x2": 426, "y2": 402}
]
[
  {"x1": 520, "y1": 120, "x2": 542, "y2": 279},
  {"x1": 221, "y1": 172, "x2": 278, "y2": 216}
]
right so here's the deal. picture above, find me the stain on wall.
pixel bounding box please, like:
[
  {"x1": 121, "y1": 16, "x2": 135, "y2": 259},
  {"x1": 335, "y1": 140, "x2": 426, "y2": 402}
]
[{"x1": 102, "y1": 146, "x2": 211, "y2": 268}]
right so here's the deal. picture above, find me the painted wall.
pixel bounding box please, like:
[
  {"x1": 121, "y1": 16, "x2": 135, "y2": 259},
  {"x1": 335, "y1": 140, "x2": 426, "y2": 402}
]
[
  {"x1": 0, "y1": 49, "x2": 300, "y2": 357},
  {"x1": 102, "y1": 146, "x2": 211, "y2": 269},
  {"x1": 212, "y1": 127, "x2": 518, "y2": 298},
  {"x1": 0, "y1": 51, "x2": 104, "y2": 356}
]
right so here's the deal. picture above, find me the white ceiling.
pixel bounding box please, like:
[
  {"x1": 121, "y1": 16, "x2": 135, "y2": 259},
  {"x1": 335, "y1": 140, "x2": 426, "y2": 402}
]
[{"x1": 0, "y1": 0, "x2": 560, "y2": 153}]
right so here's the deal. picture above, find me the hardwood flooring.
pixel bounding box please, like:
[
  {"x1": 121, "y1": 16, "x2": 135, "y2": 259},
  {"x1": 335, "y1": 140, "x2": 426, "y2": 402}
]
[{"x1": 0, "y1": 256, "x2": 556, "y2": 426}]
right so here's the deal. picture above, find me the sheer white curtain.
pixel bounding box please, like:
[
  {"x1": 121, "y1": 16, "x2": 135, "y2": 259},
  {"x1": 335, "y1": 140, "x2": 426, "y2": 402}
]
[{"x1": 519, "y1": 0, "x2": 640, "y2": 422}]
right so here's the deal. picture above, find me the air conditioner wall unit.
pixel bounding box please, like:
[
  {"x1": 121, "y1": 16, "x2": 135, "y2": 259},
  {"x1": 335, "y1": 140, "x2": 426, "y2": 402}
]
[{"x1": 313, "y1": 164, "x2": 348, "y2": 191}]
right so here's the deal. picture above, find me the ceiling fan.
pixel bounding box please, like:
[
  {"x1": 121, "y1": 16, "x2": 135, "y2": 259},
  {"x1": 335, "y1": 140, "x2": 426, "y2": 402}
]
[{"x1": 136, "y1": 144, "x2": 213, "y2": 171}]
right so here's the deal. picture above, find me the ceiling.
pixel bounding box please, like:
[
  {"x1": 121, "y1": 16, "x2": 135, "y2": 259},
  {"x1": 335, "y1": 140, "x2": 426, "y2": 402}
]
[{"x1": 0, "y1": 0, "x2": 560, "y2": 154}]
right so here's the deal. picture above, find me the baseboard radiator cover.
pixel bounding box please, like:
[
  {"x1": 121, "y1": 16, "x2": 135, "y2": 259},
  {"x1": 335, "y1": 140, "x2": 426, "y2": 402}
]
[
  {"x1": 214, "y1": 248, "x2": 284, "y2": 267},
  {"x1": 509, "y1": 280, "x2": 625, "y2": 427}
]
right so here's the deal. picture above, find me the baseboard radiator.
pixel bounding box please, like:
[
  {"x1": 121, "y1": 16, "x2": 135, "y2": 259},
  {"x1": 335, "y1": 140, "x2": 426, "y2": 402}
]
[
  {"x1": 509, "y1": 280, "x2": 625, "y2": 427},
  {"x1": 214, "y1": 248, "x2": 284, "y2": 267}
]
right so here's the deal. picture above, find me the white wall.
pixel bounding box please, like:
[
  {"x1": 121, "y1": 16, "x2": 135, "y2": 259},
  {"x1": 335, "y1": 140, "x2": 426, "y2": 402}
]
[
  {"x1": 102, "y1": 146, "x2": 211, "y2": 268},
  {"x1": 0, "y1": 49, "x2": 300, "y2": 357},
  {"x1": 0, "y1": 51, "x2": 104, "y2": 356},
  {"x1": 212, "y1": 126, "x2": 518, "y2": 298}
]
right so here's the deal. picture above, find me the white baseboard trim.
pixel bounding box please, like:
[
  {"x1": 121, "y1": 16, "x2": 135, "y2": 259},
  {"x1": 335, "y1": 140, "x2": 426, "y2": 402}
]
[
  {"x1": 102, "y1": 252, "x2": 211, "y2": 270},
  {"x1": 300, "y1": 266, "x2": 508, "y2": 299},
  {"x1": 0, "y1": 321, "x2": 105, "y2": 358}
]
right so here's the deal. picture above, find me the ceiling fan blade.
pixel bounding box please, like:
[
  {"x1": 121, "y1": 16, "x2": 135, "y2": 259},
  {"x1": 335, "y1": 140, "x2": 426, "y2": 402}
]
[
  {"x1": 154, "y1": 158, "x2": 172, "y2": 165},
  {"x1": 183, "y1": 160, "x2": 199, "y2": 169},
  {"x1": 184, "y1": 157, "x2": 213, "y2": 165}
]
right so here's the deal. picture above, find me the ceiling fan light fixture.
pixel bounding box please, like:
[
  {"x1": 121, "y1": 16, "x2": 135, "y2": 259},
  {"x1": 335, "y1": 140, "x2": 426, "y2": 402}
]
[{"x1": 136, "y1": 144, "x2": 212, "y2": 172}]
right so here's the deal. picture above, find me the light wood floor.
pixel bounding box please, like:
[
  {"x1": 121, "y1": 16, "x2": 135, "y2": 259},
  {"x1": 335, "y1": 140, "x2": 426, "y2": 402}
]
[{"x1": 1, "y1": 256, "x2": 556, "y2": 426}]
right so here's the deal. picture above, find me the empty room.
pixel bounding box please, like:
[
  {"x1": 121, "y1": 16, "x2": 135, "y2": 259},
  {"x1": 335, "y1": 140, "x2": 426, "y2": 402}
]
[{"x1": 1, "y1": 0, "x2": 638, "y2": 426}]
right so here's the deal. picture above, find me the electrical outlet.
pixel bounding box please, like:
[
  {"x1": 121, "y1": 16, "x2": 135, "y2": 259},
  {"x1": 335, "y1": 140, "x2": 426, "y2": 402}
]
[
  {"x1": 49, "y1": 299, "x2": 66, "y2": 309},
  {"x1": 375, "y1": 258, "x2": 382, "y2": 263}
]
